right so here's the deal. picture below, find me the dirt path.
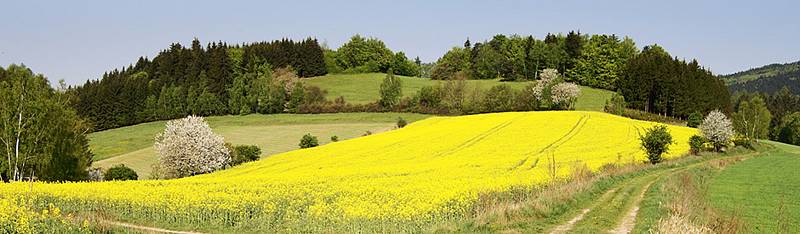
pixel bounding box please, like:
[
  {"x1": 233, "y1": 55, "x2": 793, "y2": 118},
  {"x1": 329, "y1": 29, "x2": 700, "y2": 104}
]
[
  {"x1": 100, "y1": 220, "x2": 205, "y2": 234},
  {"x1": 549, "y1": 188, "x2": 617, "y2": 234},
  {"x1": 608, "y1": 180, "x2": 656, "y2": 234},
  {"x1": 548, "y1": 156, "x2": 724, "y2": 233}
]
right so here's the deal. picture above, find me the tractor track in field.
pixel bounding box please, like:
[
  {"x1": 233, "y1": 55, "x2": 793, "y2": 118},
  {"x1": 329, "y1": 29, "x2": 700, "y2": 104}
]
[
  {"x1": 434, "y1": 115, "x2": 521, "y2": 157},
  {"x1": 513, "y1": 113, "x2": 590, "y2": 170}
]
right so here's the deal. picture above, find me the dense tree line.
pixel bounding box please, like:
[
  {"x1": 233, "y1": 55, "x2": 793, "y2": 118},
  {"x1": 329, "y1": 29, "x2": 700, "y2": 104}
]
[
  {"x1": 431, "y1": 32, "x2": 636, "y2": 90},
  {"x1": 733, "y1": 87, "x2": 800, "y2": 145},
  {"x1": 728, "y1": 69, "x2": 800, "y2": 95},
  {"x1": 0, "y1": 64, "x2": 92, "y2": 182},
  {"x1": 617, "y1": 45, "x2": 731, "y2": 118},
  {"x1": 72, "y1": 38, "x2": 327, "y2": 131}
]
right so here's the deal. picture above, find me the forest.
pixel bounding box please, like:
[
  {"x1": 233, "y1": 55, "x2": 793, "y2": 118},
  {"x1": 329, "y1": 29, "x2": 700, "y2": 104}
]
[{"x1": 69, "y1": 32, "x2": 731, "y2": 132}]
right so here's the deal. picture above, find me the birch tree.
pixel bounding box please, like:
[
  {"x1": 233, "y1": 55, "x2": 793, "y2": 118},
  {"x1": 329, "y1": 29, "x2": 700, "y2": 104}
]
[{"x1": 0, "y1": 64, "x2": 92, "y2": 181}]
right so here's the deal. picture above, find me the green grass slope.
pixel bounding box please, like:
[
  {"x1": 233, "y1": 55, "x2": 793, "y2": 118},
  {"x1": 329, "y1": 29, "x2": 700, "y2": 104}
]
[
  {"x1": 302, "y1": 73, "x2": 614, "y2": 111},
  {"x1": 91, "y1": 113, "x2": 430, "y2": 178},
  {"x1": 708, "y1": 141, "x2": 800, "y2": 233}
]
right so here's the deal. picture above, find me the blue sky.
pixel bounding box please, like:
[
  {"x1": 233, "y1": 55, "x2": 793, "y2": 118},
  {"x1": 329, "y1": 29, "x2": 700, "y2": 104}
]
[{"x1": 1, "y1": 0, "x2": 798, "y2": 85}]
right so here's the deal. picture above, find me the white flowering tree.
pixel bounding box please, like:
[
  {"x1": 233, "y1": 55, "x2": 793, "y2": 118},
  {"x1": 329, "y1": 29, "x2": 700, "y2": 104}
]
[
  {"x1": 699, "y1": 110, "x2": 735, "y2": 151},
  {"x1": 527, "y1": 68, "x2": 581, "y2": 110},
  {"x1": 154, "y1": 116, "x2": 230, "y2": 178},
  {"x1": 551, "y1": 82, "x2": 581, "y2": 110},
  {"x1": 539, "y1": 68, "x2": 559, "y2": 86}
]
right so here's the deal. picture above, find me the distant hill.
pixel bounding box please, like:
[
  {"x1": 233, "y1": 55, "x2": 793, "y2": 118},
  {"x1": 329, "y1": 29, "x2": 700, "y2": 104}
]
[{"x1": 722, "y1": 60, "x2": 800, "y2": 94}]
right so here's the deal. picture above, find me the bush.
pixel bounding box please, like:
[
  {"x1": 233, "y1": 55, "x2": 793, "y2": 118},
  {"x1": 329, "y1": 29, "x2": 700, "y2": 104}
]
[
  {"x1": 604, "y1": 94, "x2": 626, "y2": 116},
  {"x1": 363, "y1": 130, "x2": 373, "y2": 136},
  {"x1": 299, "y1": 134, "x2": 319, "y2": 149},
  {"x1": 230, "y1": 145, "x2": 262, "y2": 166},
  {"x1": 103, "y1": 164, "x2": 138, "y2": 181},
  {"x1": 777, "y1": 112, "x2": 800, "y2": 145},
  {"x1": 688, "y1": 135, "x2": 706, "y2": 155},
  {"x1": 330, "y1": 135, "x2": 339, "y2": 142},
  {"x1": 154, "y1": 116, "x2": 230, "y2": 178},
  {"x1": 687, "y1": 111, "x2": 703, "y2": 128},
  {"x1": 397, "y1": 117, "x2": 407, "y2": 128},
  {"x1": 640, "y1": 125, "x2": 674, "y2": 164},
  {"x1": 379, "y1": 71, "x2": 402, "y2": 108},
  {"x1": 414, "y1": 85, "x2": 442, "y2": 109},
  {"x1": 699, "y1": 110, "x2": 735, "y2": 152},
  {"x1": 482, "y1": 84, "x2": 517, "y2": 112}
]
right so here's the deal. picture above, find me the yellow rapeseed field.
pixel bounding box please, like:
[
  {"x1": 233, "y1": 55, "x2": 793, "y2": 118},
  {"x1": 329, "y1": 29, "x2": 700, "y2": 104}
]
[{"x1": 0, "y1": 111, "x2": 697, "y2": 231}]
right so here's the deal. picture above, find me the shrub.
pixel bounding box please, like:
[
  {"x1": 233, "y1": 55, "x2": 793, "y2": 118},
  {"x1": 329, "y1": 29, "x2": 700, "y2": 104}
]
[
  {"x1": 699, "y1": 110, "x2": 735, "y2": 152},
  {"x1": 640, "y1": 125, "x2": 674, "y2": 164},
  {"x1": 397, "y1": 117, "x2": 407, "y2": 128},
  {"x1": 414, "y1": 85, "x2": 442, "y2": 108},
  {"x1": 604, "y1": 94, "x2": 626, "y2": 116},
  {"x1": 482, "y1": 84, "x2": 516, "y2": 112},
  {"x1": 687, "y1": 111, "x2": 703, "y2": 128},
  {"x1": 154, "y1": 116, "x2": 230, "y2": 178},
  {"x1": 363, "y1": 130, "x2": 373, "y2": 136},
  {"x1": 777, "y1": 112, "x2": 800, "y2": 145},
  {"x1": 299, "y1": 134, "x2": 319, "y2": 149},
  {"x1": 379, "y1": 71, "x2": 402, "y2": 108},
  {"x1": 103, "y1": 164, "x2": 138, "y2": 181},
  {"x1": 331, "y1": 135, "x2": 339, "y2": 142},
  {"x1": 688, "y1": 135, "x2": 706, "y2": 155},
  {"x1": 230, "y1": 145, "x2": 262, "y2": 166}
]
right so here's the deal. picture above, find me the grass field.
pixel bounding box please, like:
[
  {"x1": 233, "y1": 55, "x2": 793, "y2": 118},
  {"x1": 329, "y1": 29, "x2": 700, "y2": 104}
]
[
  {"x1": 302, "y1": 73, "x2": 614, "y2": 111},
  {"x1": 2, "y1": 111, "x2": 697, "y2": 232},
  {"x1": 91, "y1": 113, "x2": 431, "y2": 178},
  {"x1": 707, "y1": 141, "x2": 800, "y2": 232}
]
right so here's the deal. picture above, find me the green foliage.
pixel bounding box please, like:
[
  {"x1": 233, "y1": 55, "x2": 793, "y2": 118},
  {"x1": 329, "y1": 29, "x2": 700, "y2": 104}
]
[
  {"x1": 639, "y1": 125, "x2": 674, "y2": 164},
  {"x1": 687, "y1": 111, "x2": 703, "y2": 128},
  {"x1": 287, "y1": 82, "x2": 306, "y2": 112},
  {"x1": 397, "y1": 117, "x2": 407, "y2": 128},
  {"x1": 733, "y1": 95, "x2": 772, "y2": 140},
  {"x1": 569, "y1": 35, "x2": 638, "y2": 90},
  {"x1": 299, "y1": 134, "x2": 319, "y2": 149},
  {"x1": 0, "y1": 64, "x2": 92, "y2": 181},
  {"x1": 414, "y1": 85, "x2": 443, "y2": 108},
  {"x1": 688, "y1": 135, "x2": 706, "y2": 155},
  {"x1": 332, "y1": 35, "x2": 418, "y2": 76},
  {"x1": 618, "y1": 45, "x2": 730, "y2": 118},
  {"x1": 603, "y1": 94, "x2": 626, "y2": 115},
  {"x1": 104, "y1": 164, "x2": 138, "y2": 181},
  {"x1": 431, "y1": 47, "x2": 471, "y2": 80},
  {"x1": 725, "y1": 60, "x2": 800, "y2": 95},
  {"x1": 777, "y1": 112, "x2": 800, "y2": 145},
  {"x1": 330, "y1": 135, "x2": 339, "y2": 142},
  {"x1": 72, "y1": 38, "x2": 326, "y2": 131},
  {"x1": 482, "y1": 84, "x2": 517, "y2": 112},
  {"x1": 379, "y1": 71, "x2": 402, "y2": 108},
  {"x1": 230, "y1": 145, "x2": 262, "y2": 166}
]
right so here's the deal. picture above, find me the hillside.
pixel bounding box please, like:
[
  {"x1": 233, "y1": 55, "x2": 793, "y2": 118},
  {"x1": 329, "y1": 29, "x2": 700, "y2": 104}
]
[
  {"x1": 90, "y1": 113, "x2": 430, "y2": 178},
  {"x1": 2, "y1": 111, "x2": 697, "y2": 232},
  {"x1": 303, "y1": 73, "x2": 615, "y2": 111},
  {"x1": 722, "y1": 60, "x2": 800, "y2": 94}
]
